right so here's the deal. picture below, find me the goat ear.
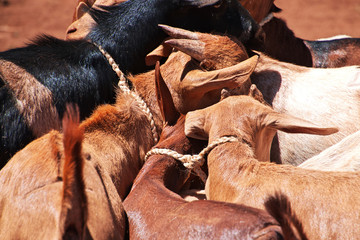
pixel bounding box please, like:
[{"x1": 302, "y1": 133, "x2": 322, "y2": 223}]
[
  {"x1": 185, "y1": 110, "x2": 208, "y2": 140},
  {"x1": 74, "y1": 2, "x2": 90, "y2": 21},
  {"x1": 183, "y1": 55, "x2": 258, "y2": 93},
  {"x1": 264, "y1": 112, "x2": 338, "y2": 135},
  {"x1": 155, "y1": 61, "x2": 179, "y2": 125},
  {"x1": 145, "y1": 43, "x2": 173, "y2": 66}
]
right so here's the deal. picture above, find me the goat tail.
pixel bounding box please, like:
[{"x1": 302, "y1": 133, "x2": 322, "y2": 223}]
[
  {"x1": 60, "y1": 104, "x2": 87, "y2": 239},
  {"x1": 264, "y1": 192, "x2": 308, "y2": 240}
]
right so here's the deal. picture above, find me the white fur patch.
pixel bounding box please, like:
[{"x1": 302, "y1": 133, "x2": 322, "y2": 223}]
[
  {"x1": 300, "y1": 130, "x2": 360, "y2": 171},
  {"x1": 347, "y1": 69, "x2": 360, "y2": 88},
  {"x1": 0, "y1": 60, "x2": 60, "y2": 137},
  {"x1": 259, "y1": 13, "x2": 274, "y2": 27},
  {"x1": 316, "y1": 35, "x2": 351, "y2": 41},
  {"x1": 254, "y1": 57, "x2": 360, "y2": 165}
]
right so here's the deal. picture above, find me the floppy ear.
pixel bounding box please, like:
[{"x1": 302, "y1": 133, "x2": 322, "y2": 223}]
[
  {"x1": 145, "y1": 43, "x2": 173, "y2": 66},
  {"x1": 155, "y1": 61, "x2": 179, "y2": 125},
  {"x1": 264, "y1": 112, "x2": 338, "y2": 135},
  {"x1": 182, "y1": 55, "x2": 258, "y2": 94},
  {"x1": 185, "y1": 110, "x2": 208, "y2": 140}
]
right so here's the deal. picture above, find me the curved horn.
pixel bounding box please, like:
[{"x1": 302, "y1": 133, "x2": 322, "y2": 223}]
[
  {"x1": 159, "y1": 24, "x2": 199, "y2": 40},
  {"x1": 165, "y1": 39, "x2": 205, "y2": 62}
]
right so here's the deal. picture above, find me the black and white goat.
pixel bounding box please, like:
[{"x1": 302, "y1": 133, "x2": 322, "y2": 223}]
[{"x1": 0, "y1": 0, "x2": 263, "y2": 165}]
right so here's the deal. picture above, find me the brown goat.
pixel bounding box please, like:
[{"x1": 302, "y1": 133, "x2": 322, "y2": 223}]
[
  {"x1": 0, "y1": 105, "x2": 94, "y2": 239},
  {"x1": 168, "y1": 26, "x2": 360, "y2": 165},
  {"x1": 184, "y1": 95, "x2": 360, "y2": 239},
  {"x1": 0, "y1": 30, "x2": 257, "y2": 239},
  {"x1": 124, "y1": 72, "x2": 286, "y2": 240}
]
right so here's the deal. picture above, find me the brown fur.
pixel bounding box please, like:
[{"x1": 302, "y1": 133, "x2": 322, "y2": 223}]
[
  {"x1": 124, "y1": 116, "x2": 284, "y2": 240},
  {"x1": 264, "y1": 193, "x2": 308, "y2": 240},
  {"x1": 0, "y1": 32, "x2": 257, "y2": 239},
  {"x1": 185, "y1": 95, "x2": 360, "y2": 239},
  {"x1": 0, "y1": 59, "x2": 60, "y2": 137},
  {"x1": 199, "y1": 34, "x2": 249, "y2": 70},
  {"x1": 197, "y1": 31, "x2": 360, "y2": 165},
  {"x1": 60, "y1": 104, "x2": 87, "y2": 239},
  {"x1": 239, "y1": 0, "x2": 274, "y2": 23}
]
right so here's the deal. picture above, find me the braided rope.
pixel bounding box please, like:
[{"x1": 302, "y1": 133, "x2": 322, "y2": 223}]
[
  {"x1": 93, "y1": 43, "x2": 159, "y2": 143},
  {"x1": 259, "y1": 12, "x2": 274, "y2": 27},
  {"x1": 145, "y1": 136, "x2": 238, "y2": 183}
]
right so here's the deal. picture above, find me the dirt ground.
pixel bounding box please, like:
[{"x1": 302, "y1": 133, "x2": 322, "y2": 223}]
[{"x1": 0, "y1": 0, "x2": 360, "y2": 52}]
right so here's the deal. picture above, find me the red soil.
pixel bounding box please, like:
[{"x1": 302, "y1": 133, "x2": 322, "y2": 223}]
[{"x1": 0, "y1": 0, "x2": 359, "y2": 51}]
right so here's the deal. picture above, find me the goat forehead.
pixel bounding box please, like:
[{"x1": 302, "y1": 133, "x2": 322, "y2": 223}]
[
  {"x1": 221, "y1": 96, "x2": 264, "y2": 111},
  {"x1": 207, "y1": 97, "x2": 270, "y2": 125}
]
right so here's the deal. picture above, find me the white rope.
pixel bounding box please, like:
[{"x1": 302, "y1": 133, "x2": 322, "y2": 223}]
[
  {"x1": 259, "y1": 12, "x2": 274, "y2": 27},
  {"x1": 93, "y1": 42, "x2": 159, "y2": 143},
  {"x1": 145, "y1": 136, "x2": 238, "y2": 183}
]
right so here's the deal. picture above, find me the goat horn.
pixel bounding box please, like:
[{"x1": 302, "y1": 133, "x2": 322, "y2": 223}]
[
  {"x1": 165, "y1": 39, "x2": 205, "y2": 62},
  {"x1": 159, "y1": 25, "x2": 199, "y2": 40}
]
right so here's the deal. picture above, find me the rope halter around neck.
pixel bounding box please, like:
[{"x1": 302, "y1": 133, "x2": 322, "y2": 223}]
[
  {"x1": 145, "y1": 136, "x2": 239, "y2": 183},
  {"x1": 92, "y1": 42, "x2": 159, "y2": 143}
]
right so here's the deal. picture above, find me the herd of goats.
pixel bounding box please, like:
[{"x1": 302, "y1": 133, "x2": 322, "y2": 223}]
[{"x1": 1, "y1": 0, "x2": 360, "y2": 239}]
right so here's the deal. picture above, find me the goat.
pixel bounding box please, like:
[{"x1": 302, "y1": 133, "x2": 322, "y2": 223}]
[
  {"x1": 124, "y1": 72, "x2": 286, "y2": 240},
  {"x1": 298, "y1": 129, "x2": 360, "y2": 171},
  {"x1": 0, "y1": 105, "x2": 96, "y2": 239},
  {"x1": 239, "y1": 0, "x2": 276, "y2": 24},
  {"x1": 260, "y1": 11, "x2": 360, "y2": 68},
  {"x1": 0, "y1": 0, "x2": 263, "y2": 165},
  {"x1": 68, "y1": 0, "x2": 126, "y2": 40},
  {"x1": 0, "y1": 33, "x2": 257, "y2": 238},
  {"x1": 251, "y1": 53, "x2": 360, "y2": 165},
  {"x1": 236, "y1": 1, "x2": 360, "y2": 68},
  {"x1": 161, "y1": 26, "x2": 360, "y2": 165},
  {"x1": 184, "y1": 95, "x2": 360, "y2": 239}
]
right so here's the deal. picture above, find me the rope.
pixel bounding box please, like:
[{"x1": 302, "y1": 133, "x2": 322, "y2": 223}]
[
  {"x1": 145, "y1": 136, "x2": 238, "y2": 183},
  {"x1": 93, "y1": 42, "x2": 159, "y2": 143},
  {"x1": 259, "y1": 12, "x2": 274, "y2": 27}
]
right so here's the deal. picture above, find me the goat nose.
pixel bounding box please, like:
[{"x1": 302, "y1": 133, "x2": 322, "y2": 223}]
[{"x1": 66, "y1": 27, "x2": 77, "y2": 35}]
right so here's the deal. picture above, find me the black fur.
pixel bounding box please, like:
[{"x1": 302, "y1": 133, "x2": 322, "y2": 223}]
[
  {"x1": 305, "y1": 37, "x2": 360, "y2": 67},
  {"x1": 0, "y1": 0, "x2": 262, "y2": 166}
]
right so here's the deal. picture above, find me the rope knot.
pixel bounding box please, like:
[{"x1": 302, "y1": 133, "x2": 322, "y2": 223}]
[{"x1": 145, "y1": 136, "x2": 238, "y2": 183}]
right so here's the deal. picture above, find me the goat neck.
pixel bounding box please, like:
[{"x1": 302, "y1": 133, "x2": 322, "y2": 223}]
[
  {"x1": 261, "y1": 17, "x2": 313, "y2": 67},
  {"x1": 131, "y1": 115, "x2": 204, "y2": 194},
  {"x1": 79, "y1": 86, "x2": 158, "y2": 199},
  {"x1": 124, "y1": 115, "x2": 284, "y2": 240}
]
